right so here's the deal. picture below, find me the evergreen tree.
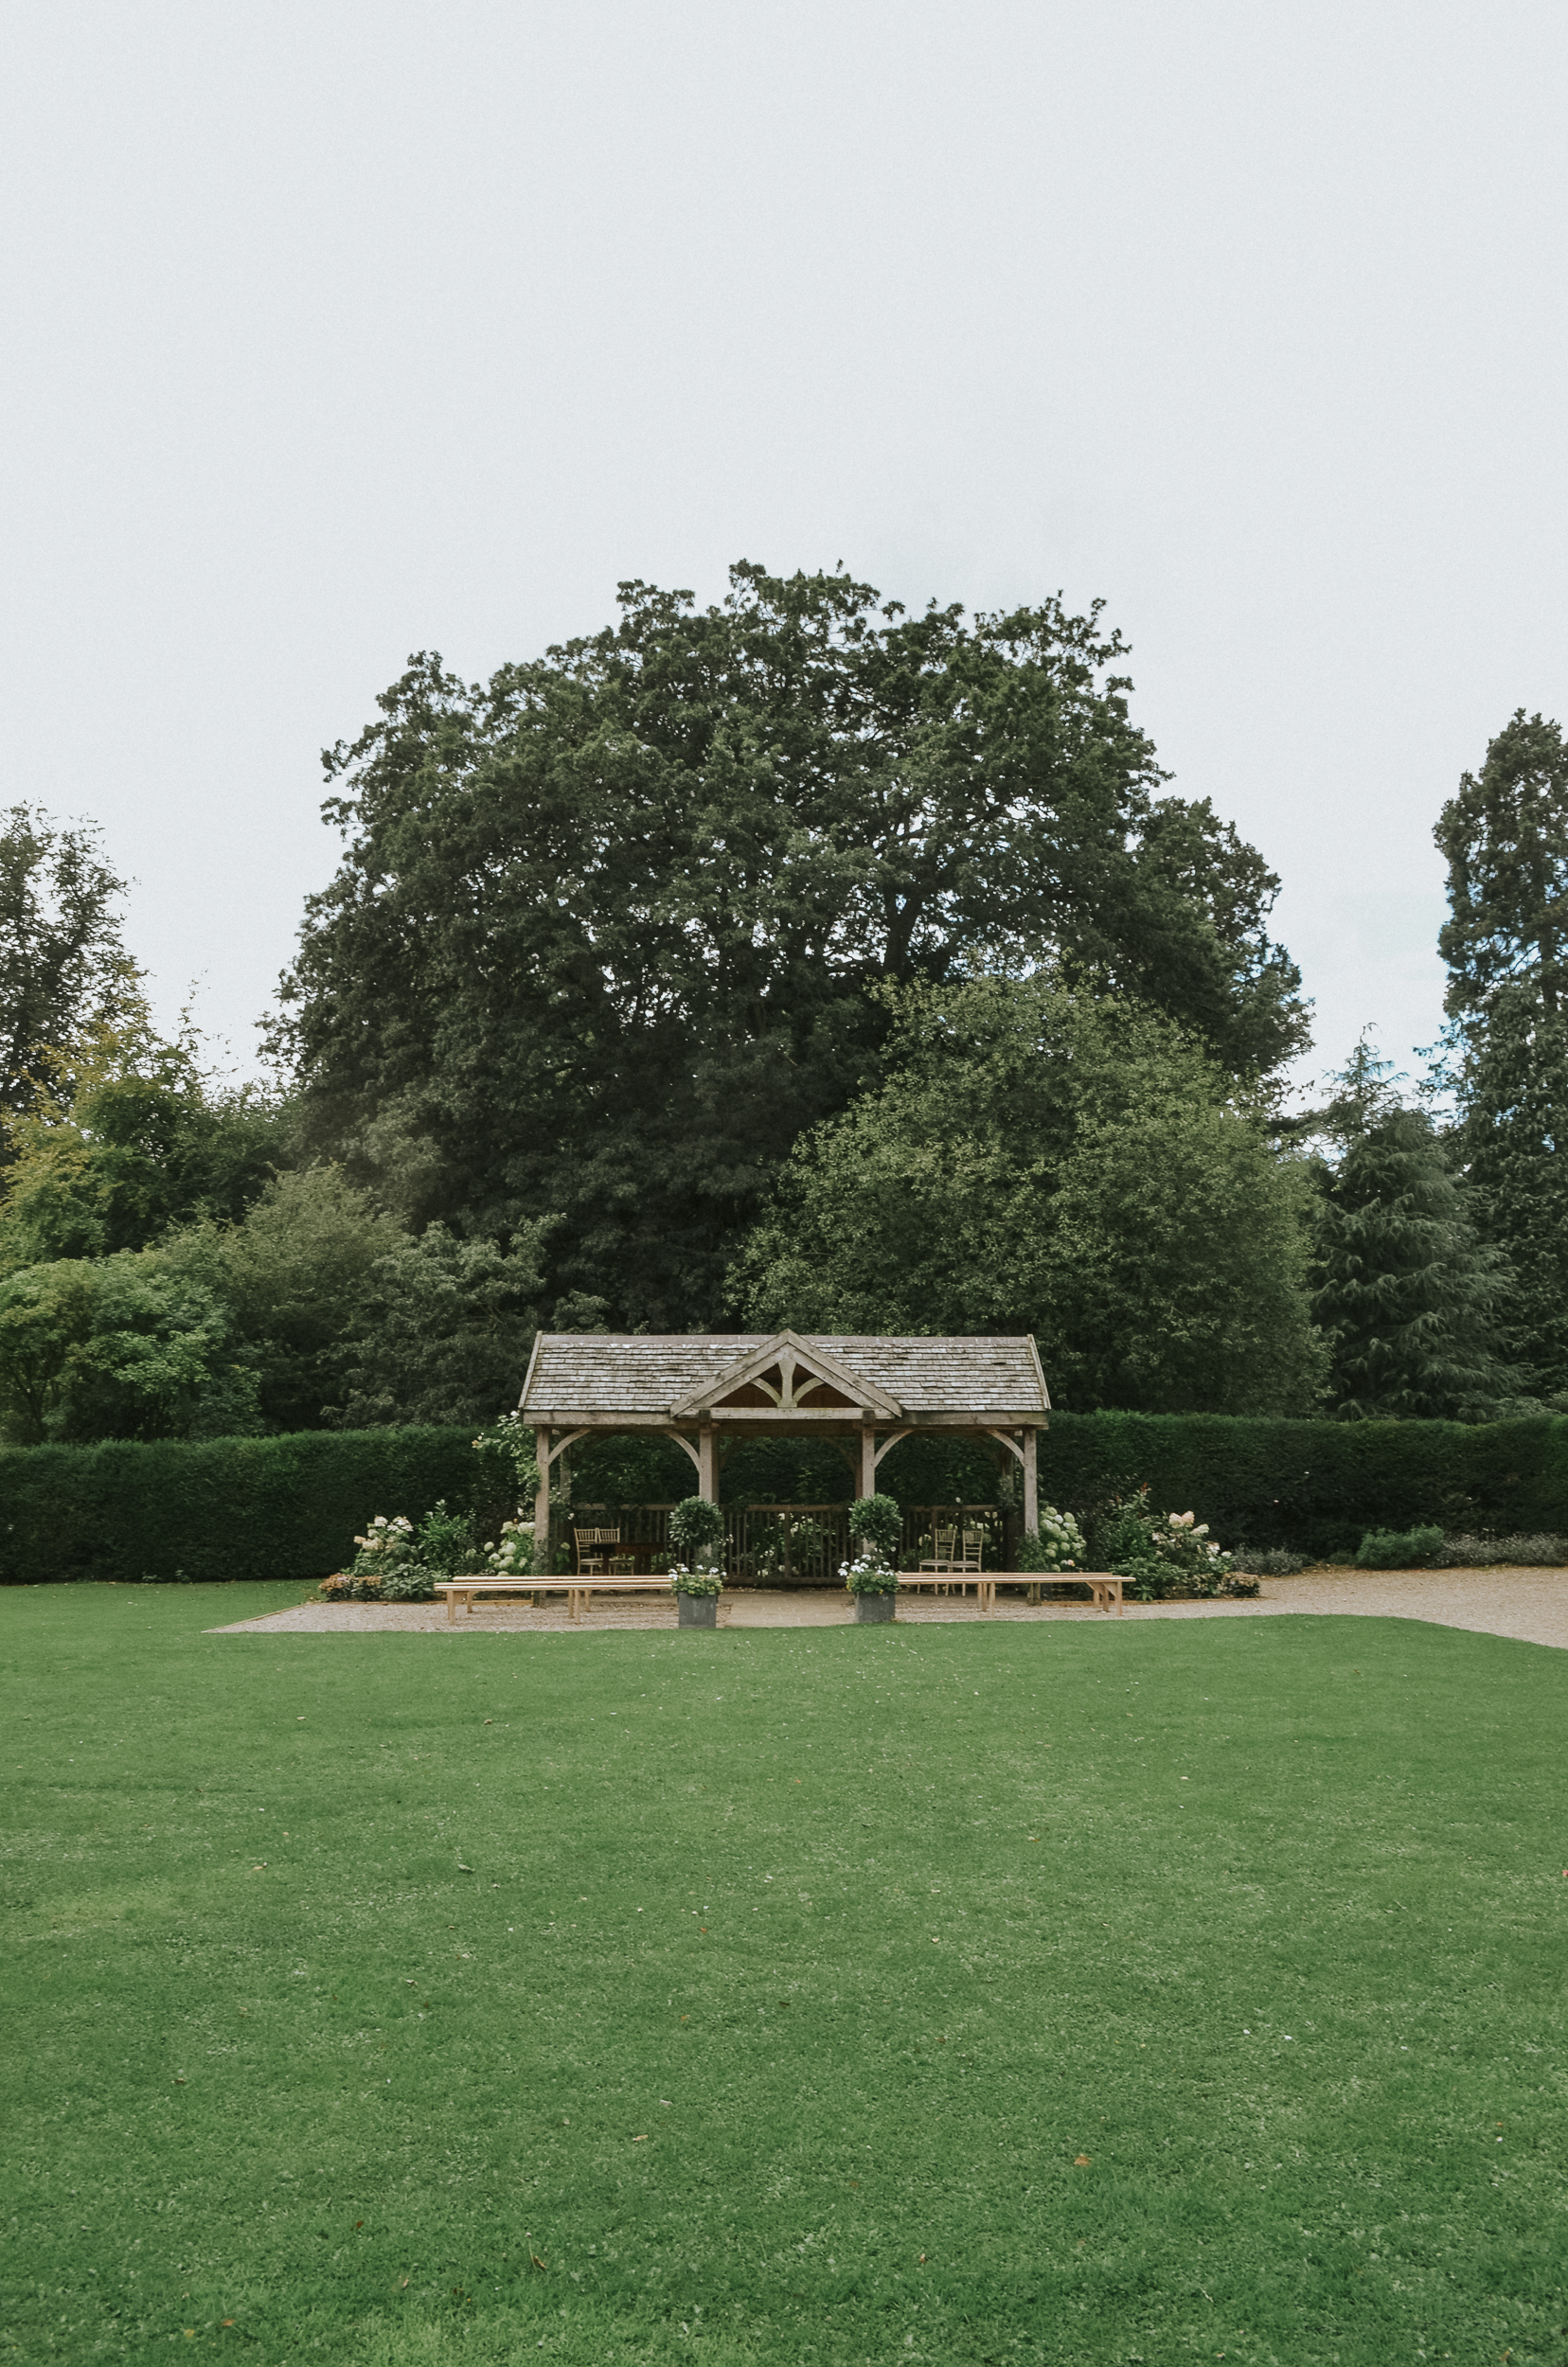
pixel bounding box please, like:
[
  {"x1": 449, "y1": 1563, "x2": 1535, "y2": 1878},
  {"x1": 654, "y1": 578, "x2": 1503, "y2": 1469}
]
[
  {"x1": 1434, "y1": 711, "x2": 1568, "y2": 1388},
  {"x1": 1308, "y1": 1040, "x2": 1521, "y2": 1420}
]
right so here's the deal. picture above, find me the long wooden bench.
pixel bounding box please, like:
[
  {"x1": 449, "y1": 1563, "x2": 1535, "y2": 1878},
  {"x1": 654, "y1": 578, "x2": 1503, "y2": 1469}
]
[
  {"x1": 435, "y1": 1575, "x2": 670, "y2": 1625},
  {"x1": 897, "y1": 1571, "x2": 1125, "y2": 1616}
]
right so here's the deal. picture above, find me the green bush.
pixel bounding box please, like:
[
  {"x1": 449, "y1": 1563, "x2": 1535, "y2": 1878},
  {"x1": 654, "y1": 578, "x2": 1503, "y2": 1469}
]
[
  {"x1": 846, "y1": 1492, "x2": 903, "y2": 1564},
  {"x1": 1356, "y1": 1525, "x2": 1445, "y2": 1569},
  {"x1": 1042, "y1": 1411, "x2": 1568, "y2": 1558},
  {"x1": 0, "y1": 1427, "x2": 501, "y2": 1584},
  {"x1": 1018, "y1": 1507, "x2": 1086, "y2": 1572},
  {"x1": 1232, "y1": 1544, "x2": 1312, "y2": 1576}
]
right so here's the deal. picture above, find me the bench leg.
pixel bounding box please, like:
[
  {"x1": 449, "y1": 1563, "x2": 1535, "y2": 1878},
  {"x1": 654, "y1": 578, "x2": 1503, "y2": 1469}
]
[{"x1": 446, "y1": 1593, "x2": 457, "y2": 1625}]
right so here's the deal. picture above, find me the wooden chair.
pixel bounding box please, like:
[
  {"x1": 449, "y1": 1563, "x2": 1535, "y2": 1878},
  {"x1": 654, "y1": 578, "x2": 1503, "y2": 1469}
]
[
  {"x1": 918, "y1": 1526, "x2": 959, "y2": 1574},
  {"x1": 573, "y1": 1525, "x2": 621, "y2": 1575},
  {"x1": 955, "y1": 1527, "x2": 986, "y2": 1575}
]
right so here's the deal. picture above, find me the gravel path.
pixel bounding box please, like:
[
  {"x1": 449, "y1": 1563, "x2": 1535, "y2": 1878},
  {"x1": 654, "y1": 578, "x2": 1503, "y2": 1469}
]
[{"x1": 207, "y1": 1566, "x2": 1568, "y2": 1649}]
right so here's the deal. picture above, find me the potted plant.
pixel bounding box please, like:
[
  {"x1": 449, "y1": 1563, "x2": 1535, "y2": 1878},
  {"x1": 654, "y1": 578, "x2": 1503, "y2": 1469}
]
[
  {"x1": 668, "y1": 1496, "x2": 726, "y2": 1628},
  {"x1": 843, "y1": 1492, "x2": 903, "y2": 1623}
]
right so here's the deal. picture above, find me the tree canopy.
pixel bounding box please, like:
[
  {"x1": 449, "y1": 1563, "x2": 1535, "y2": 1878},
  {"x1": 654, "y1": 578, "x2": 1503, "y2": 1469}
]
[
  {"x1": 0, "y1": 805, "x2": 133, "y2": 1120},
  {"x1": 278, "y1": 564, "x2": 1307, "y2": 1326},
  {"x1": 729, "y1": 973, "x2": 1326, "y2": 1416}
]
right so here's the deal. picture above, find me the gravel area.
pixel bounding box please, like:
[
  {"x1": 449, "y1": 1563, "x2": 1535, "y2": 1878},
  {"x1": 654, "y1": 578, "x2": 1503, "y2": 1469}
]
[{"x1": 207, "y1": 1566, "x2": 1568, "y2": 1649}]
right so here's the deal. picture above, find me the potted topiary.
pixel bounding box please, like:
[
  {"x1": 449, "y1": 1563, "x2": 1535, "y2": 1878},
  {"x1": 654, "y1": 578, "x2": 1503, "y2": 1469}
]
[
  {"x1": 842, "y1": 1492, "x2": 903, "y2": 1623},
  {"x1": 668, "y1": 1496, "x2": 726, "y2": 1628}
]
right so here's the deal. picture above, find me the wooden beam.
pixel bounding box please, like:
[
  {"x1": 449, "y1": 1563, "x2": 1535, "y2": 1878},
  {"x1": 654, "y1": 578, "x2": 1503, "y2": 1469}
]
[
  {"x1": 698, "y1": 1421, "x2": 716, "y2": 1501},
  {"x1": 533, "y1": 1425, "x2": 551, "y2": 1556},
  {"x1": 523, "y1": 1408, "x2": 1048, "y2": 1430},
  {"x1": 1023, "y1": 1426, "x2": 1038, "y2": 1531},
  {"x1": 858, "y1": 1425, "x2": 876, "y2": 1498},
  {"x1": 662, "y1": 1428, "x2": 703, "y2": 1474},
  {"x1": 872, "y1": 1428, "x2": 913, "y2": 1469}
]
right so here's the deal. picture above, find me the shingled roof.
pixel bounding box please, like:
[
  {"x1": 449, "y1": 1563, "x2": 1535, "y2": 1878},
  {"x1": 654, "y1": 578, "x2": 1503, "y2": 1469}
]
[{"x1": 518, "y1": 1331, "x2": 1049, "y2": 1419}]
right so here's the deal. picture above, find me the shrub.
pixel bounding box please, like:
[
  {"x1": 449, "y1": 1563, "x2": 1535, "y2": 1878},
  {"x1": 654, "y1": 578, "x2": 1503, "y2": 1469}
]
[
  {"x1": 1100, "y1": 1489, "x2": 1259, "y2": 1600},
  {"x1": 484, "y1": 1518, "x2": 538, "y2": 1577},
  {"x1": 1018, "y1": 1507, "x2": 1086, "y2": 1572},
  {"x1": 1231, "y1": 1544, "x2": 1312, "y2": 1576},
  {"x1": 1437, "y1": 1531, "x2": 1568, "y2": 1567},
  {"x1": 1356, "y1": 1525, "x2": 1445, "y2": 1569},
  {"x1": 412, "y1": 1498, "x2": 475, "y2": 1576},
  {"x1": 668, "y1": 1496, "x2": 725, "y2": 1568},
  {"x1": 846, "y1": 1493, "x2": 903, "y2": 1565}
]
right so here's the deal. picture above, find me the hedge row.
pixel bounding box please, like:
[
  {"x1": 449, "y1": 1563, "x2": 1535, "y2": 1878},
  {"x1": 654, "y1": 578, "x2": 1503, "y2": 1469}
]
[
  {"x1": 1041, "y1": 1411, "x2": 1568, "y2": 1557},
  {"x1": 6, "y1": 1411, "x2": 1566, "y2": 1584},
  {"x1": 0, "y1": 1428, "x2": 503, "y2": 1585}
]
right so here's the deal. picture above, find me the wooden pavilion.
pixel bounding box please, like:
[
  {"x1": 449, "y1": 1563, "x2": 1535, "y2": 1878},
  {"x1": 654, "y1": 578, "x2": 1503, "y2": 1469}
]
[{"x1": 516, "y1": 1329, "x2": 1051, "y2": 1555}]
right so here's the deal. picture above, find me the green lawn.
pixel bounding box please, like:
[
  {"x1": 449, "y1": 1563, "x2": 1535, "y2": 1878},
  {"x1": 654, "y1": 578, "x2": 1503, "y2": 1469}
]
[{"x1": 3, "y1": 1586, "x2": 1567, "y2": 2367}]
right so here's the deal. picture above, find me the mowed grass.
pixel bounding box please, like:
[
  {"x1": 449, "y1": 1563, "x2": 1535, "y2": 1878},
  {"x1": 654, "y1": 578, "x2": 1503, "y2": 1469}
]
[{"x1": 3, "y1": 1591, "x2": 1567, "y2": 2367}]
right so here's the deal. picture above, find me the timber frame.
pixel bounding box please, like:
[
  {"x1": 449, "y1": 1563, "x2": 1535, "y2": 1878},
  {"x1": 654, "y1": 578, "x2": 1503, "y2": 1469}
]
[{"x1": 515, "y1": 1329, "x2": 1051, "y2": 1555}]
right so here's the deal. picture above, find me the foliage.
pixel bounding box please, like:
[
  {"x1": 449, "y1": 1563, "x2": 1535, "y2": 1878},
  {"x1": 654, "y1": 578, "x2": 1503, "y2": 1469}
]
[
  {"x1": 0, "y1": 805, "x2": 134, "y2": 1119},
  {"x1": 1355, "y1": 1524, "x2": 1446, "y2": 1569},
  {"x1": 185, "y1": 1166, "x2": 403, "y2": 1433},
  {"x1": 278, "y1": 566, "x2": 1306, "y2": 1327},
  {"x1": 1435, "y1": 712, "x2": 1568, "y2": 1392},
  {"x1": 846, "y1": 1491, "x2": 902, "y2": 1564},
  {"x1": 14, "y1": 1590, "x2": 1568, "y2": 2365},
  {"x1": 731, "y1": 973, "x2": 1327, "y2": 1415},
  {"x1": 347, "y1": 1511, "x2": 419, "y2": 1575},
  {"x1": 0, "y1": 1246, "x2": 261, "y2": 1445},
  {"x1": 483, "y1": 1517, "x2": 538, "y2": 1577},
  {"x1": 0, "y1": 1424, "x2": 488, "y2": 1583},
  {"x1": 1231, "y1": 1544, "x2": 1311, "y2": 1576},
  {"x1": 1303, "y1": 1037, "x2": 1522, "y2": 1420},
  {"x1": 329, "y1": 1218, "x2": 552, "y2": 1428},
  {"x1": 1441, "y1": 982, "x2": 1568, "y2": 1395},
  {"x1": 1017, "y1": 1507, "x2": 1086, "y2": 1571},
  {"x1": 668, "y1": 1564, "x2": 724, "y2": 1597},
  {"x1": 1099, "y1": 1494, "x2": 1257, "y2": 1598},
  {"x1": 412, "y1": 1497, "x2": 476, "y2": 1576},
  {"x1": 1436, "y1": 1531, "x2": 1568, "y2": 1567},
  {"x1": 1040, "y1": 1407, "x2": 1568, "y2": 1560},
  {"x1": 668, "y1": 1495, "x2": 725, "y2": 1563},
  {"x1": 472, "y1": 1409, "x2": 542, "y2": 1504},
  {"x1": 841, "y1": 1555, "x2": 900, "y2": 1594},
  {"x1": 0, "y1": 995, "x2": 294, "y2": 1272}
]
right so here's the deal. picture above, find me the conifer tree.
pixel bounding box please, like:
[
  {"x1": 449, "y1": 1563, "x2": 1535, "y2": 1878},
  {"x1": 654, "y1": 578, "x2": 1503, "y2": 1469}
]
[
  {"x1": 1309, "y1": 1040, "x2": 1520, "y2": 1420},
  {"x1": 1434, "y1": 711, "x2": 1568, "y2": 1389}
]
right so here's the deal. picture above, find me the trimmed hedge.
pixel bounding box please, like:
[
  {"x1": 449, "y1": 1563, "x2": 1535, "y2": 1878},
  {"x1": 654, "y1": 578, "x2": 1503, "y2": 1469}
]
[
  {"x1": 1042, "y1": 1412, "x2": 1568, "y2": 1557},
  {"x1": 0, "y1": 1428, "x2": 505, "y2": 1586},
  {"x1": 8, "y1": 1411, "x2": 1567, "y2": 1584}
]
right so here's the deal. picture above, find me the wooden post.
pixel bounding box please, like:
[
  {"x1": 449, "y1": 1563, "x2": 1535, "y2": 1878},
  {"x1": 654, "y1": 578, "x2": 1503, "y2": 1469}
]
[
  {"x1": 859, "y1": 1422, "x2": 876, "y2": 1498},
  {"x1": 1023, "y1": 1427, "x2": 1038, "y2": 1533},
  {"x1": 698, "y1": 1421, "x2": 716, "y2": 1501},
  {"x1": 534, "y1": 1426, "x2": 552, "y2": 1557}
]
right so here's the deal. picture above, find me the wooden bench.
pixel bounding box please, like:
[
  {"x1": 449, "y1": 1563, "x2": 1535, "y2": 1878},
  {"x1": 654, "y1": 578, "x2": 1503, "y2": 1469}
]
[
  {"x1": 895, "y1": 1571, "x2": 1125, "y2": 1616},
  {"x1": 981, "y1": 1572, "x2": 1124, "y2": 1615},
  {"x1": 435, "y1": 1575, "x2": 670, "y2": 1625},
  {"x1": 896, "y1": 1572, "x2": 987, "y2": 1605}
]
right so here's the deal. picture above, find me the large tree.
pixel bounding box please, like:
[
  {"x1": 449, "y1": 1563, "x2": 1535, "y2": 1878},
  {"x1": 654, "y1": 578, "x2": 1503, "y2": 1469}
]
[
  {"x1": 728, "y1": 973, "x2": 1326, "y2": 1416},
  {"x1": 278, "y1": 565, "x2": 1308, "y2": 1328},
  {"x1": 1434, "y1": 711, "x2": 1568, "y2": 1388},
  {"x1": 1306, "y1": 1042, "x2": 1521, "y2": 1420}
]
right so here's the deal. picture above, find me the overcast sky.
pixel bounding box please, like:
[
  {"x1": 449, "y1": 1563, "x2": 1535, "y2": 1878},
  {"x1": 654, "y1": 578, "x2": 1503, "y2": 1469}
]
[{"x1": 4, "y1": 1, "x2": 1565, "y2": 1101}]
